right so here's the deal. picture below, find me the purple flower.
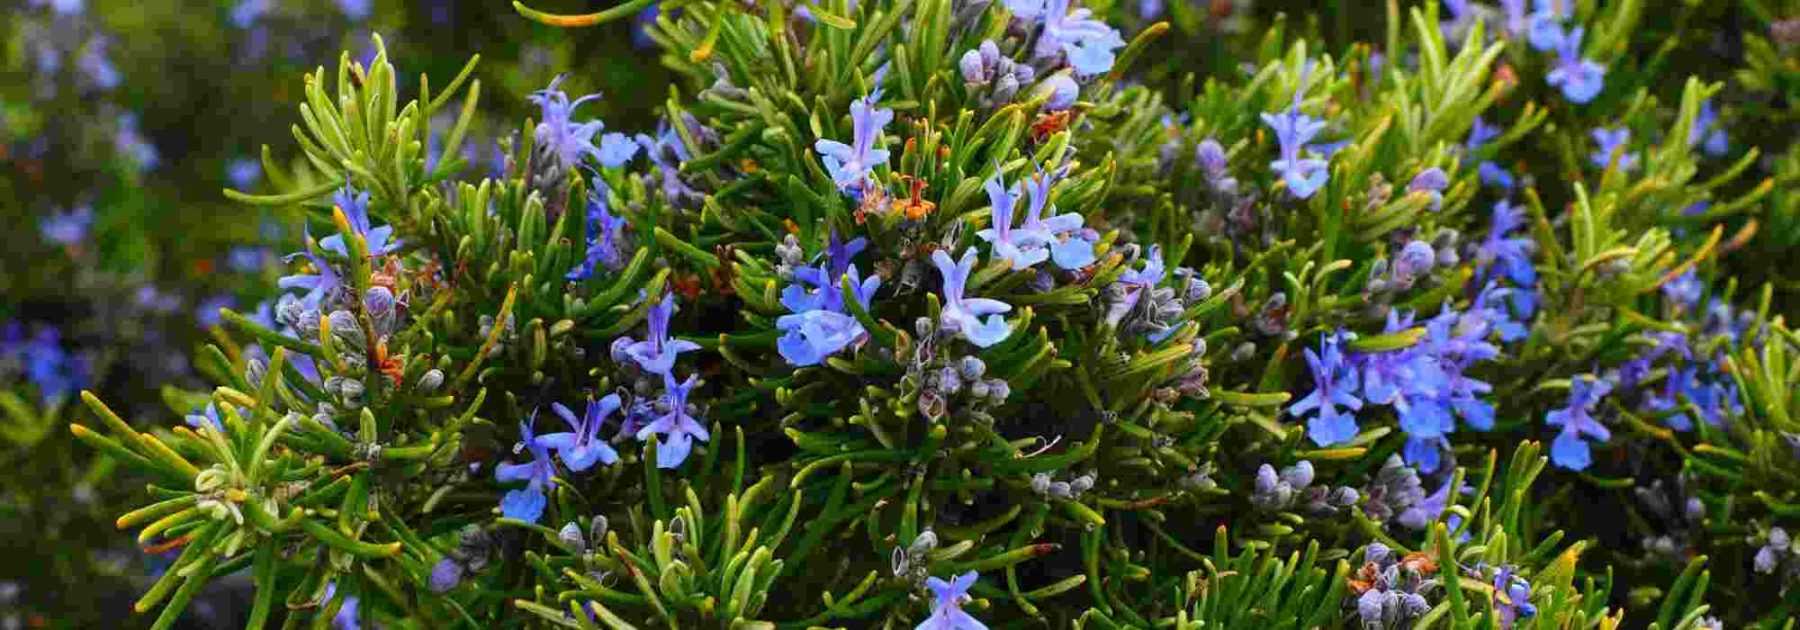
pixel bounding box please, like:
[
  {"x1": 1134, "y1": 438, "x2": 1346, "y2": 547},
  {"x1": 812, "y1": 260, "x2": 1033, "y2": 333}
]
[
  {"x1": 1103, "y1": 245, "x2": 1166, "y2": 327},
  {"x1": 1688, "y1": 99, "x2": 1728, "y2": 157},
  {"x1": 1466, "y1": 118, "x2": 1515, "y2": 190},
  {"x1": 776, "y1": 233, "x2": 878, "y2": 367},
  {"x1": 1546, "y1": 27, "x2": 1606, "y2": 104},
  {"x1": 1397, "y1": 477, "x2": 1463, "y2": 530},
  {"x1": 8, "y1": 326, "x2": 87, "y2": 403},
  {"x1": 39, "y1": 205, "x2": 93, "y2": 246},
  {"x1": 1407, "y1": 167, "x2": 1449, "y2": 211},
  {"x1": 78, "y1": 37, "x2": 119, "y2": 91},
  {"x1": 537, "y1": 395, "x2": 623, "y2": 472},
  {"x1": 1289, "y1": 331, "x2": 1363, "y2": 446},
  {"x1": 1261, "y1": 81, "x2": 1330, "y2": 200},
  {"x1": 1546, "y1": 374, "x2": 1613, "y2": 470},
  {"x1": 530, "y1": 76, "x2": 608, "y2": 175},
  {"x1": 1500, "y1": 0, "x2": 1529, "y2": 37},
  {"x1": 228, "y1": 246, "x2": 269, "y2": 273},
  {"x1": 185, "y1": 403, "x2": 225, "y2": 431},
  {"x1": 319, "y1": 185, "x2": 400, "y2": 258},
  {"x1": 1008, "y1": 0, "x2": 1126, "y2": 76},
  {"x1": 318, "y1": 582, "x2": 361, "y2": 630},
  {"x1": 227, "y1": 158, "x2": 260, "y2": 189},
  {"x1": 1643, "y1": 369, "x2": 1692, "y2": 432},
  {"x1": 1017, "y1": 165, "x2": 1096, "y2": 270},
  {"x1": 1475, "y1": 201, "x2": 1538, "y2": 289},
  {"x1": 1661, "y1": 268, "x2": 1702, "y2": 309},
  {"x1": 429, "y1": 558, "x2": 462, "y2": 593},
  {"x1": 815, "y1": 91, "x2": 893, "y2": 195},
  {"x1": 932, "y1": 249, "x2": 1014, "y2": 348},
  {"x1": 197, "y1": 294, "x2": 234, "y2": 329},
  {"x1": 917, "y1": 571, "x2": 984, "y2": 630},
  {"x1": 1493, "y1": 568, "x2": 1538, "y2": 628},
  {"x1": 29, "y1": 0, "x2": 84, "y2": 16},
  {"x1": 636, "y1": 117, "x2": 705, "y2": 207},
  {"x1": 115, "y1": 113, "x2": 159, "y2": 171},
  {"x1": 495, "y1": 418, "x2": 556, "y2": 523},
  {"x1": 975, "y1": 172, "x2": 1043, "y2": 270},
  {"x1": 1391, "y1": 239, "x2": 1438, "y2": 287},
  {"x1": 230, "y1": 0, "x2": 269, "y2": 28},
  {"x1": 635, "y1": 371, "x2": 709, "y2": 469},
  {"x1": 278, "y1": 246, "x2": 343, "y2": 309},
  {"x1": 567, "y1": 186, "x2": 631, "y2": 280},
  {"x1": 599, "y1": 132, "x2": 639, "y2": 167},
  {"x1": 1043, "y1": 74, "x2": 1079, "y2": 111},
  {"x1": 1588, "y1": 127, "x2": 1636, "y2": 171},
  {"x1": 337, "y1": 0, "x2": 370, "y2": 20},
  {"x1": 618, "y1": 292, "x2": 701, "y2": 375}
]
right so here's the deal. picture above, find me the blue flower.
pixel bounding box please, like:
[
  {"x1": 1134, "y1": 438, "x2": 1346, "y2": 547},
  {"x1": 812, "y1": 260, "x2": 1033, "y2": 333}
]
[
  {"x1": 78, "y1": 37, "x2": 119, "y2": 91},
  {"x1": 1662, "y1": 268, "x2": 1703, "y2": 310},
  {"x1": 1546, "y1": 27, "x2": 1606, "y2": 104},
  {"x1": 227, "y1": 158, "x2": 260, "y2": 189},
  {"x1": 1465, "y1": 117, "x2": 1516, "y2": 190},
  {"x1": 1017, "y1": 165, "x2": 1096, "y2": 270},
  {"x1": 1397, "y1": 477, "x2": 1466, "y2": 531},
  {"x1": 1008, "y1": 0, "x2": 1126, "y2": 76},
  {"x1": 1588, "y1": 127, "x2": 1636, "y2": 171},
  {"x1": 337, "y1": 0, "x2": 370, "y2": 21},
  {"x1": 230, "y1": 0, "x2": 269, "y2": 28},
  {"x1": 1043, "y1": 74, "x2": 1079, "y2": 111},
  {"x1": 7, "y1": 325, "x2": 85, "y2": 404},
  {"x1": 567, "y1": 186, "x2": 631, "y2": 281},
  {"x1": 29, "y1": 0, "x2": 84, "y2": 16},
  {"x1": 115, "y1": 113, "x2": 159, "y2": 171},
  {"x1": 635, "y1": 371, "x2": 709, "y2": 469},
  {"x1": 198, "y1": 294, "x2": 234, "y2": 329},
  {"x1": 1643, "y1": 369, "x2": 1691, "y2": 432},
  {"x1": 1546, "y1": 374, "x2": 1613, "y2": 470},
  {"x1": 40, "y1": 205, "x2": 93, "y2": 246},
  {"x1": 618, "y1": 292, "x2": 701, "y2": 375},
  {"x1": 636, "y1": 117, "x2": 705, "y2": 207},
  {"x1": 917, "y1": 571, "x2": 985, "y2": 630},
  {"x1": 932, "y1": 249, "x2": 1014, "y2": 348},
  {"x1": 278, "y1": 245, "x2": 343, "y2": 309},
  {"x1": 319, "y1": 185, "x2": 400, "y2": 258},
  {"x1": 185, "y1": 403, "x2": 225, "y2": 431},
  {"x1": 975, "y1": 172, "x2": 1044, "y2": 270},
  {"x1": 1688, "y1": 99, "x2": 1728, "y2": 157},
  {"x1": 228, "y1": 246, "x2": 269, "y2": 273},
  {"x1": 777, "y1": 309, "x2": 868, "y2": 367},
  {"x1": 599, "y1": 132, "x2": 640, "y2": 167},
  {"x1": 1407, "y1": 167, "x2": 1449, "y2": 211},
  {"x1": 1500, "y1": 0, "x2": 1529, "y2": 37},
  {"x1": 1289, "y1": 331, "x2": 1363, "y2": 446},
  {"x1": 495, "y1": 418, "x2": 557, "y2": 523},
  {"x1": 1493, "y1": 568, "x2": 1538, "y2": 629},
  {"x1": 1103, "y1": 245, "x2": 1167, "y2": 328},
  {"x1": 1261, "y1": 82, "x2": 1331, "y2": 200},
  {"x1": 776, "y1": 233, "x2": 879, "y2": 367},
  {"x1": 536, "y1": 395, "x2": 623, "y2": 472},
  {"x1": 530, "y1": 76, "x2": 608, "y2": 175},
  {"x1": 1475, "y1": 201, "x2": 1538, "y2": 289},
  {"x1": 815, "y1": 91, "x2": 894, "y2": 195},
  {"x1": 317, "y1": 582, "x2": 361, "y2": 630}
]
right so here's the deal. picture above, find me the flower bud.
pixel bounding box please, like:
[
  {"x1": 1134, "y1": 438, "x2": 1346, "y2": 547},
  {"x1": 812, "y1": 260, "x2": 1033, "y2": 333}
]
[
  {"x1": 1043, "y1": 74, "x2": 1079, "y2": 111},
  {"x1": 328, "y1": 310, "x2": 364, "y2": 351},
  {"x1": 958, "y1": 356, "x2": 986, "y2": 381},
  {"x1": 429, "y1": 558, "x2": 463, "y2": 593},
  {"x1": 417, "y1": 369, "x2": 444, "y2": 393},
  {"x1": 364, "y1": 286, "x2": 397, "y2": 336},
  {"x1": 558, "y1": 521, "x2": 587, "y2": 552}
]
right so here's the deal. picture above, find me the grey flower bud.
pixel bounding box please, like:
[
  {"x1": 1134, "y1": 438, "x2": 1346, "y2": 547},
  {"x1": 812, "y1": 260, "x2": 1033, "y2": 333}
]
[
  {"x1": 364, "y1": 287, "x2": 397, "y2": 336},
  {"x1": 1031, "y1": 473, "x2": 1052, "y2": 495},
  {"x1": 958, "y1": 356, "x2": 987, "y2": 381},
  {"x1": 559, "y1": 522, "x2": 586, "y2": 551},
  {"x1": 987, "y1": 379, "x2": 1010, "y2": 402},
  {"x1": 245, "y1": 358, "x2": 267, "y2": 387},
  {"x1": 417, "y1": 369, "x2": 444, "y2": 393},
  {"x1": 327, "y1": 310, "x2": 364, "y2": 351},
  {"x1": 959, "y1": 48, "x2": 989, "y2": 85},
  {"x1": 589, "y1": 515, "x2": 610, "y2": 546}
]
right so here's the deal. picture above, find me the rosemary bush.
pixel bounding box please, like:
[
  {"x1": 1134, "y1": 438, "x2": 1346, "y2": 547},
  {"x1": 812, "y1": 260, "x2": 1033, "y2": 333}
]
[{"x1": 39, "y1": 0, "x2": 1800, "y2": 627}]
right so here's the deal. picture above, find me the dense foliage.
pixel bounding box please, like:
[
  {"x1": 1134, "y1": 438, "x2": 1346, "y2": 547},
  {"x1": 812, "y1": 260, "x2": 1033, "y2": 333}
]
[{"x1": 9, "y1": 0, "x2": 1800, "y2": 627}]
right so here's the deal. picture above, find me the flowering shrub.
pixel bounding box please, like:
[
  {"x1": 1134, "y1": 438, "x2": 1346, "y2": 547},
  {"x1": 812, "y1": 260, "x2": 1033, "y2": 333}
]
[{"x1": 34, "y1": 0, "x2": 1800, "y2": 628}]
